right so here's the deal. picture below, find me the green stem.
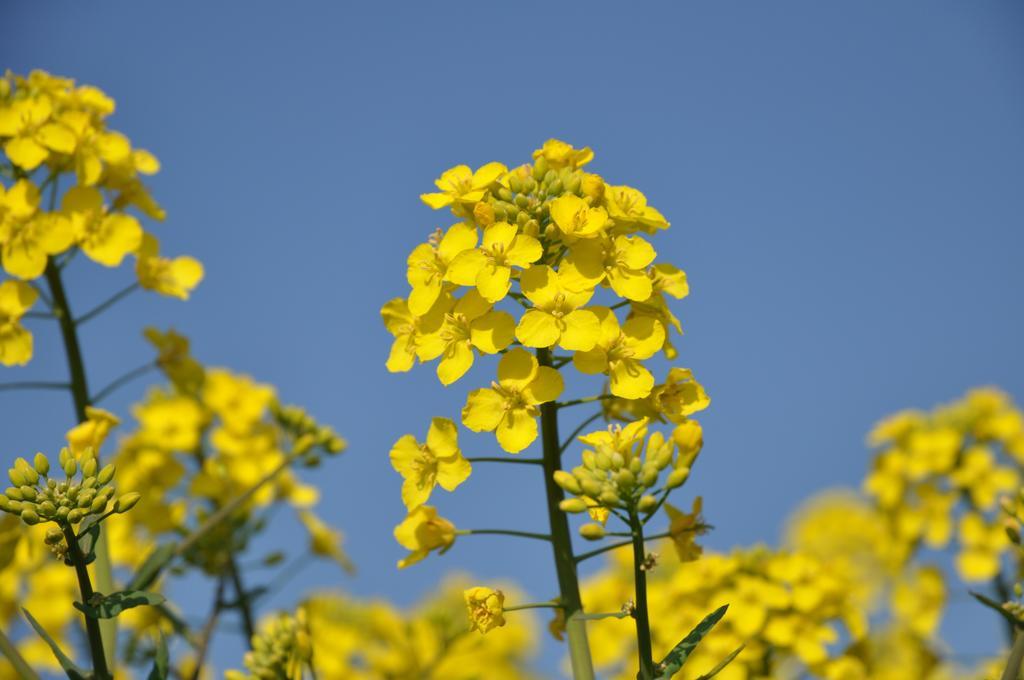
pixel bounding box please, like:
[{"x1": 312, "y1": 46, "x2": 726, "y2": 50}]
[
  {"x1": 0, "y1": 628, "x2": 39, "y2": 680},
  {"x1": 0, "y1": 381, "x2": 70, "y2": 392},
  {"x1": 505, "y1": 602, "x2": 561, "y2": 612},
  {"x1": 556, "y1": 394, "x2": 614, "y2": 409},
  {"x1": 465, "y1": 456, "x2": 543, "y2": 466},
  {"x1": 1002, "y1": 630, "x2": 1024, "y2": 680},
  {"x1": 45, "y1": 260, "x2": 118, "y2": 670},
  {"x1": 457, "y1": 528, "x2": 552, "y2": 542},
  {"x1": 226, "y1": 556, "x2": 256, "y2": 644},
  {"x1": 75, "y1": 282, "x2": 141, "y2": 326},
  {"x1": 559, "y1": 411, "x2": 603, "y2": 454},
  {"x1": 574, "y1": 532, "x2": 672, "y2": 564},
  {"x1": 62, "y1": 524, "x2": 112, "y2": 680},
  {"x1": 91, "y1": 361, "x2": 158, "y2": 404},
  {"x1": 538, "y1": 347, "x2": 595, "y2": 680},
  {"x1": 629, "y1": 510, "x2": 655, "y2": 680}
]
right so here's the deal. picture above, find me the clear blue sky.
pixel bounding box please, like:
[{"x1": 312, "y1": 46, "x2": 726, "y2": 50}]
[{"x1": 3, "y1": 2, "x2": 1023, "y2": 676}]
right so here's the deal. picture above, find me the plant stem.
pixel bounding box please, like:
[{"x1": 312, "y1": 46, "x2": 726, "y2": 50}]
[
  {"x1": 62, "y1": 524, "x2": 112, "y2": 680},
  {"x1": 189, "y1": 578, "x2": 226, "y2": 680},
  {"x1": 45, "y1": 260, "x2": 118, "y2": 670},
  {"x1": 92, "y1": 361, "x2": 158, "y2": 403},
  {"x1": 457, "y1": 528, "x2": 552, "y2": 542},
  {"x1": 559, "y1": 411, "x2": 603, "y2": 454},
  {"x1": 465, "y1": 456, "x2": 543, "y2": 466},
  {"x1": 0, "y1": 381, "x2": 70, "y2": 392},
  {"x1": 537, "y1": 347, "x2": 595, "y2": 680},
  {"x1": 75, "y1": 282, "x2": 141, "y2": 326},
  {"x1": 574, "y1": 532, "x2": 672, "y2": 564},
  {"x1": 1002, "y1": 629, "x2": 1024, "y2": 680},
  {"x1": 226, "y1": 557, "x2": 256, "y2": 644},
  {"x1": 505, "y1": 602, "x2": 561, "y2": 612},
  {"x1": 629, "y1": 509, "x2": 656, "y2": 680}
]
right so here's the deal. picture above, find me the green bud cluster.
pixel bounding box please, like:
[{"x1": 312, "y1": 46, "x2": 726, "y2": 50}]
[
  {"x1": 484, "y1": 159, "x2": 590, "y2": 239},
  {"x1": 233, "y1": 612, "x2": 311, "y2": 680},
  {"x1": 0, "y1": 448, "x2": 138, "y2": 532},
  {"x1": 272, "y1": 402, "x2": 347, "y2": 460},
  {"x1": 554, "y1": 430, "x2": 692, "y2": 521}
]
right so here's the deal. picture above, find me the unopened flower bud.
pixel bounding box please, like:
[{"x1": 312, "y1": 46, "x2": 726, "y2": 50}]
[
  {"x1": 44, "y1": 527, "x2": 63, "y2": 545},
  {"x1": 579, "y1": 524, "x2": 606, "y2": 540},
  {"x1": 114, "y1": 492, "x2": 141, "y2": 513},
  {"x1": 97, "y1": 464, "x2": 115, "y2": 485},
  {"x1": 63, "y1": 459, "x2": 77, "y2": 478},
  {"x1": 665, "y1": 467, "x2": 690, "y2": 490},
  {"x1": 67, "y1": 509, "x2": 84, "y2": 524},
  {"x1": 1006, "y1": 519, "x2": 1022, "y2": 545},
  {"x1": 6, "y1": 500, "x2": 21, "y2": 513},
  {"x1": 19, "y1": 486, "x2": 36, "y2": 502},
  {"x1": 33, "y1": 453, "x2": 49, "y2": 477},
  {"x1": 56, "y1": 506, "x2": 69, "y2": 520},
  {"x1": 553, "y1": 471, "x2": 582, "y2": 495},
  {"x1": 90, "y1": 497, "x2": 108, "y2": 515},
  {"x1": 5, "y1": 487, "x2": 21, "y2": 501},
  {"x1": 7, "y1": 468, "x2": 25, "y2": 487},
  {"x1": 559, "y1": 499, "x2": 588, "y2": 513},
  {"x1": 640, "y1": 465, "x2": 659, "y2": 488},
  {"x1": 16, "y1": 458, "x2": 38, "y2": 485},
  {"x1": 82, "y1": 458, "x2": 98, "y2": 479},
  {"x1": 77, "y1": 491, "x2": 96, "y2": 509},
  {"x1": 610, "y1": 453, "x2": 625, "y2": 470},
  {"x1": 599, "y1": 489, "x2": 620, "y2": 506},
  {"x1": 580, "y1": 478, "x2": 603, "y2": 498},
  {"x1": 637, "y1": 495, "x2": 658, "y2": 513},
  {"x1": 595, "y1": 452, "x2": 612, "y2": 470},
  {"x1": 615, "y1": 469, "x2": 635, "y2": 488},
  {"x1": 20, "y1": 508, "x2": 39, "y2": 525},
  {"x1": 38, "y1": 501, "x2": 56, "y2": 517}
]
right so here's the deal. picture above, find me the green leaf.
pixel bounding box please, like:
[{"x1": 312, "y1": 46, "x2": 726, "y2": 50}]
[
  {"x1": 0, "y1": 626, "x2": 40, "y2": 680},
  {"x1": 129, "y1": 543, "x2": 178, "y2": 590},
  {"x1": 146, "y1": 633, "x2": 169, "y2": 680},
  {"x1": 63, "y1": 519, "x2": 100, "y2": 568},
  {"x1": 22, "y1": 608, "x2": 88, "y2": 680},
  {"x1": 655, "y1": 604, "x2": 729, "y2": 679},
  {"x1": 74, "y1": 590, "x2": 166, "y2": 619},
  {"x1": 695, "y1": 644, "x2": 745, "y2": 680},
  {"x1": 970, "y1": 591, "x2": 1023, "y2": 629}
]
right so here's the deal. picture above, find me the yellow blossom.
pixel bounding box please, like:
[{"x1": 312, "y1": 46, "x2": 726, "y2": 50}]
[
  {"x1": 381, "y1": 293, "x2": 450, "y2": 373},
  {"x1": 464, "y1": 587, "x2": 506, "y2": 634},
  {"x1": 532, "y1": 139, "x2": 593, "y2": 170},
  {"x1": 561, "y1": 234, "x2": 657, "y2": 301},
  {"x1": 416, "y1": 290, "x2": 515, "y2": 385},
  {"x1": 0, "y1": 279, "x2": 37, "y2": 366},
  {"x1": 134, "y1": 393, "x2": 205, "y2": 451},
  {"x1": 955, "y1": 512, "x2": 1008, "y2": 582},
  {"x1": 406, "y1": 223, "x2": 477, "y2": 315},
  {"x1": 393, "y1": 505, "x2": 456, "y2": 568},
  {"x1": 202, "y1": 369, "x2": 275, "y2": 433},
  {"x1": 447, "y1": 222, "x2": 542, "y2": 302},
  {"x1": 66, "y1": 406, "x2": 120, "y2": 457},
  {"x1": 461, "y1": 348, "x2": 563, "y2": 453},
  {"x1": 390, "y1": 417, "x2": 471, "y2": 509},
  {"x1": 61, "y1": 185, "x2": 142, "y2": 267},
  {"x1": 950, "y1": 445, "x2": 1018, "y2": 510},
  {"x1": 573, "y1": 307, "x2": 664, "y2": 399},
  {"x1": 0, "y1": 180, "x2": 74, "y2": 279},
  {"x1": 664, "y1": 496, "x2": 705, "y2": 562},
  {"x1": 603, "y1": 185, "x2": 669, "y2": 234},
  {"x1": 421, "y1": 162, "x2": 507, "y2": 209},
  {"x1": 0, "y1": 93, "x2": 73, "y2": 170},
  {"x1": 549, "y1": 194, "x2": 608, "y2": 241},
  {"x1": 891, "y1": 566, "x2": 945, "y2": 637},
  {"x1": 299, "y1": 510, "x2": 355, "y2": 574},
  {"x1": 516, "y1": 265, "x2": 600, "y2": 351},
  {"x1": 135, "y1": 232, "x2": 204, "y2": 299}
]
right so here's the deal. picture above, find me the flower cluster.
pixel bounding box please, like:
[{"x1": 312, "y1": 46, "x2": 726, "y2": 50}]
[
  {"x1": 0, "y1": 70, "x2": 203, "y2": 366},
  {"x1": 226, "y1": 611, "x2": 313, "y2": 680},
  {"x1": 864, "y1": 387, "x2": 1023, "y2": 582}
]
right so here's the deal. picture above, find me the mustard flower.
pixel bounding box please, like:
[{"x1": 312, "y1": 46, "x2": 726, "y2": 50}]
[
  {"x1": 561, "y1": 234, "x2": 657, "y2": 301},
  {"x1": 65, "y1": 406, "x2": 120, "y2": 457},
  {"x1": 299, "y1": 510, "x2": 355, "y2": 574},
  {"x1": 463, "y1": 586, "x2": 506, "y2": 634},
  {"x1": 664, "y1": 497, "x2": 705, "y2": 562},
  {"x1": 447, "y1": 222, "x2": 543, "y2": 302},
  {"x1": 416, "y1": 290, "x2": 515, "y2": 385},
  {"x1": 603, "y1": 184, "x2": 669, "y2": 234},
  {"x1": 406, "y1": 222, "x2": 477, "y2": 315},
  {"x1": 549, "y1": 194, "x2": 608, "y2": 241},
  {"x1": 532, "y1": 139, "x2": 594, "y2": 170},
  {"x1": 420, "y1": 162, "x2": 507, "y2": 210},
  {"x1": 0, "y1": 94, "x2": 74, "y2": 170},
  {"x1": 61, "y1": 186, "x2": 142, "y2": 267},
  {"x1": 0, "y1": 180, "x2": 74, "y2": 279},
  {"x1": 393, "y1": 505, "x2": 456, "y2": 569},
  {"x1": 515, "y1": 265, "x2": 600, "y2": 351},
  {"x1": 381, "y1": 293, "x2": 450, "y2": 373},
  {"x1": 389, "y1": 417, "x2": 471, "y2": 509},
  {"x1": 135, "y1": 233, "x2": 204, "y2": 299},
  {"x1": 0, "y1": 279, "x2": 37, "y2": 366},
  {"x1": 461, "y1": 348, "x2": 564, "y2": 453},
  {"x1": 573, "y1": 308, "x2": 665, "y2": 399}
]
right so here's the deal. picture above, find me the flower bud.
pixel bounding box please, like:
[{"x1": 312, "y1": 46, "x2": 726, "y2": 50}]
[
  {"x1": 579, "y1": 524, "x2": 605, "y2": 540},
  {"x1": 82, "y1": 458, "x2": 98, "y2": 479},
  {"x1": 5, "y1": 487, "x2": 21, "y2": 501},
  {"x1": 59, "y1": 448, "x2": 71, "y2": 467},
  {"x1": 16, "y1": 458, "x2": 38, "y2": 485},
  {"x1": 580, "y1": 478, "x2": 603, "y2": 498},
  {"x1": 599, "y1": 489, "x2": 620, "y2": 506},
  {"x1": 56, "y1": 506, "x2": 69, "y2": 520},
  {"x1": 615, "y1": 469, "x2": 635, "y2": 489},
  {"x1": 0, "y1": 496, "x2": 9, "y2": 512},
  {"x1": 31, "y1": 453, "x2": 49, "y2": 477},
  {"x1": 45, "y1": 527, "x2": 63, "y2": 545},
  {"x1": 665, "y1": 467, "x2": 690, "y2": 490},
  {"x1": 610, "y1": 452, "x2": 625, "y2": 470},
  {"x1": 77, "y1": 491, "x2": 96, "y2": 508},
  {"x1": 114, "y1": 492, "x2": 141, "y2": 513},
  {"x1": 640, "y1": 465, "x2": 659, "y2": 488},
  {"x1": 559, "y1": 499, "x2": 588, "y2": 513},
  {"x1": 19, "y1": 486, "x2": 36, "y2": 502},
  {"x1": 90, "y1": 497, "x2": 108, "y2": 515},
  {"x1": 67, "y1": 509, "x2": 84, "y2": 524},
  {"x1": 553, "y1": 471, "x2": 582, "y2": 495},
  {"x1": 7, "y1": 468, "x2": 25, "y2": 488},
  {"x1": 63, "y1": 459, "x2": 77, "y2": 478},
  {"x1": 97, "y1": 464, "x2": 115, "y2": 486},
  {"x1": 595, "y1": 452, "x2": 612, "y2": 470},
  {"x1": 6, "y1": 500, "x2": 21, "y2": 513},
  {"x1": 20, "y1": 508, "x2": 39, "y2": 525},
  {"x1": 637, "y1": 495, "x2": 658, "y2": 513},
  {"x1": 38, "y1": 501, "x2": 56, "y2": 517},
  {"x1": 1006, "y1": 518, "x2": 1022, "y2": 545}
]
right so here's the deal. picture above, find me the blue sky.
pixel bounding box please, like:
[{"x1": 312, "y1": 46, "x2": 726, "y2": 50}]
[{"x1": 3, "y1": 1, "x2": 1023, "y2": 676}]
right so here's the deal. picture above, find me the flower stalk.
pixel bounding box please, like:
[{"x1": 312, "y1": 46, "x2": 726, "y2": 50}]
[
  {"x1": 629, "y1": 509, "x2": 656, "y2": 680},
  {"x1": 62, "y1": 523, "x2": 112, "y2": 680}
]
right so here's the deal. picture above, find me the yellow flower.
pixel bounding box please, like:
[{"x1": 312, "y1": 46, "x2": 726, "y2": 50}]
[
  {"x1": 390, "y1": 417, "x2": 472, "y2": 509},
  {"x1": 950, "y1": 445, "x2": 1018, "y2": 510},
  {"x1": 891, "y1": 566, "x2": 944, "y2": 637},
  {"x1": 135, "y1": 233, "x2": 204, "y2": 299},
  {"x1": 134, "y1": 393, "x2": 205, "y2": 451},
  {"x1": 144, "y1": 326, "x2": 205, "y2": 393},
  {"x1": 549, "y1": 194, "x2": 608, "y2": 241},
  {"x1": 406, "y1": 223, "x2": 477, "y2": 315},
  {"x1": 61, "y1": 186, "x2": 142, "y2": 267},
  {"x1": 421, "y1": 162, "x2": 507, "y2": 209},
  {"x1": 416, "y1": 290, "x2": 515, "y2": 385},
  {"x1": 763, "y1": 613, "x2": 838, "y2": 666},
  {"x1": 461, "y1": 348, "x2": 563, "y2": 453},
  {"x1": 381, "y1": 294, "x2": 449, "y2": 373},
  {"x1": 202, "y1": 369, "x2": 275, "y2": 433},
  {"x1": 0, "y1": 93, "x2": 75, "y2": 170},
  {"x1": 651, "y1": 368, "x2": 710, "y2": 422},
  {"x1": 447, "y1": 222, "x2": 542, "y2": 302},
  {"x1": 393, "y1": 505, "x2": 456, "y2": 568},
  {"x1": 561, "y1": 234, "x2": 657, "y2": 301},
  {"x1": 603, "y1": 185, "x2": 669, "y2": 234},
  {"x1": 464, "y1": 587, "x2": 506, "y2": 634},
  {"x1": 0, "y1": 180, "x2": 74, "y2": 279},
  {"x1": 664, "y1": 496, "x2": 705, "y2": 562},
  {"x1": 299, "y1": 510, "x2": 355, "y2": 574},
  {"x1": 66, "y1": 406, "x2": 121, "y2": 457},
  {"x1": 572, "y1": 307, "x2": 664, "y2": 399},
  {"x1": 955, "y1": 512, "x2": 1008, "y2": 582},
  {"x1": 516, "y1": 265, "x2": 600, "y2": 351},
  {"x1": 532, "y1": 139, "x2": 593, "y2": 170},
  {"x1": 0, "y1": 279, "x2": 37, "y2": 366}
]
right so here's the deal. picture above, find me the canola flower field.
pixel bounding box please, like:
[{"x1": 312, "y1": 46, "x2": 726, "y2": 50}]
[{"x1": 0, "y1": 69, "x2": 1022, "y2": 680}]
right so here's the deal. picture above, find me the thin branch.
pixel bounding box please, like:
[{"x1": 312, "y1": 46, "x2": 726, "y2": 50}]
[
  {"x1": 23, "y1": 311, "x2": 55, "y2": 320},
  {"x1": 574, "y1": 532, "x2": 671, "y2": 563},
  {"x1": 559, "y1": 411, "x2": 603, "y2": 454},
  {"x1": 457, "y1": 528, "x2": 552, "y2": 542},
  {"x1": 226, "y1": 557, "x2": 256, "y2": 644},
  {"x1": 189, "y1": 578, "x2": 226, "y2": 680},
  {"x1": 0, "y1": 381, "x2": 70, "y2": 393},
  {"x1": 466, "y1": 456, "x2": 543, "y2": 466},
  {"x1": 91, "y1": 361, "x2": 158, "y2": 404},
  {"x1": 0, "y1": 627, "x2": 40, "y2": 680},
  {"x1": 556, "y1": 394, "x2": 615, "y2": 410},
  {"x1": 505, "y1": 602, "x2": 562, "y2": 612},
  {"x1": 75, "y1": 282, "x2": 141, "y2": 326}
]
